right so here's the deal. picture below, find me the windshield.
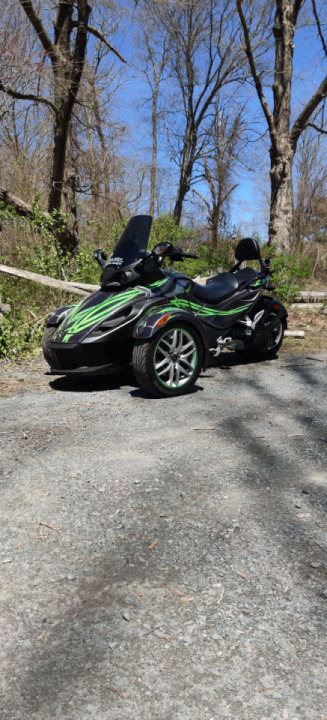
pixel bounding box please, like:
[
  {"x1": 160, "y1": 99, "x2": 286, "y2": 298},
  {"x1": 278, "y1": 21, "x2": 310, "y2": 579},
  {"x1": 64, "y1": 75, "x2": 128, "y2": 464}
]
[{"x1": 108, "y1": 215, "x2": 153, "y2": 268}]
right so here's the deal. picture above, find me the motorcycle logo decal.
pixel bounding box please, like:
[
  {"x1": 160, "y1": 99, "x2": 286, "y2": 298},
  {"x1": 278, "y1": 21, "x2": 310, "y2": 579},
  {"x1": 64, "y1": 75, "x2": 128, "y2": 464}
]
[{"x1": 108, "y1": 256, "x2": 124, "y2": 267}]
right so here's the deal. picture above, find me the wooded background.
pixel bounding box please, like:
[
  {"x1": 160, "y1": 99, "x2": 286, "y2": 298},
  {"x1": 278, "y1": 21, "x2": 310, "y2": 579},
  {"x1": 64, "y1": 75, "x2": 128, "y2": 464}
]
[{"x1": 1, "y1": 0, "x2": 327, "y2": 259}]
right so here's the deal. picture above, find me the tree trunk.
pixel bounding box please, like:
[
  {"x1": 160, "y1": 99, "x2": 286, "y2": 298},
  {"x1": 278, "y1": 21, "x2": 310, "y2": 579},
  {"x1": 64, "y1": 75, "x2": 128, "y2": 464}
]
[
  {"x1": 149, "y1": 83, "x2": 159, "y2": 217},
  {"x1": 210, "y1": 204, "x2": 220, "y2": 250},
  {"x1": 173, "y1": 125, "x2": 196, "y2": 225},
  {"x1": 268, "y1": 141, "x2": 294, "y2": 252},
  {"x1": 48, "y1": 113, "x2": 79, "y2": 254},
  {"x1": 92, "y1": 85, "x2": 110, "y2": 202},
  {"x1": 47, "y1": 0, "x2": 90, "y2": 254}
]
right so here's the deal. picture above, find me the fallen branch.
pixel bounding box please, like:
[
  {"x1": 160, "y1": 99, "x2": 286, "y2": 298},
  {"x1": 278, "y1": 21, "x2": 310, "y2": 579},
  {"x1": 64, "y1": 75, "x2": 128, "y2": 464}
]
[
  {"x1": 297, "y1": 291, "x2": 327, "y2": 302},
  {"x1": 290, "y1": 303, "x2": 324, "y2": 310},
  {"x1": 284, "y1": 330, "x2": 305, "y2": 338},
  {"x1": 0, "y1": 186, "x2": 78, "y2": 253},
  {"x1": 0, "y1": 263, "x2": 98, "y2": 296},
  {"x1": 0, "y1": 186, "x2": 50, "y2": 221},
  {"x1": 39, "y1": 522, "x2": 57, "y2": 531}
]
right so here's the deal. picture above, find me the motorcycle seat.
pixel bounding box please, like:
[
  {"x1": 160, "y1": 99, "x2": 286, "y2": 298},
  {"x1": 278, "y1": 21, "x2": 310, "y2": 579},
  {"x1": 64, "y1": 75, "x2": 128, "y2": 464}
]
[
  {"x1": 233, "y1": 267, "x2": 259, "y2": 284},
  {"x1": 193, "y1": 272, "x2": 239, "y2": 303}
]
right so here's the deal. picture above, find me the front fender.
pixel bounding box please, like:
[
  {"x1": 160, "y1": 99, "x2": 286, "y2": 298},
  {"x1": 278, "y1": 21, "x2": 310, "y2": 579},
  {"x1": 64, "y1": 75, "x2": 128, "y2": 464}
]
[
  {"x1": 133, "y1": 307, "x2": 210, "y2": 367},
  {"x1": 46, "y1": 304, "x2": 76, "y2": 327}
]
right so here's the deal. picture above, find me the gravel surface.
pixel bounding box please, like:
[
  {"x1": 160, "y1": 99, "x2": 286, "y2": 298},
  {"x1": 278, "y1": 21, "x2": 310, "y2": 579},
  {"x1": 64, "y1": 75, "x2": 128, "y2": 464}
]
[{"x1": 0, "y1": 350, "x2": 327, "y2": 720}]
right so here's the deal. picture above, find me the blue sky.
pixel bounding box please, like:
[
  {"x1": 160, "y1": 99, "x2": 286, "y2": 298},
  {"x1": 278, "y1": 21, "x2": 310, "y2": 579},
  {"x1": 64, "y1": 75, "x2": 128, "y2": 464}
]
[{"x1": 109, "y1": 2, "x2": 327, "y2": 241}]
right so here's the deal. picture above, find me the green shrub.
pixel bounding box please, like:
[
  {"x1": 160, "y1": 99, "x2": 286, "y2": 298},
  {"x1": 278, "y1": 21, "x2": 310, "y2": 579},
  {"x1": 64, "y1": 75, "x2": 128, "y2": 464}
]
[
  {"x1": 150, "y1": 215, "x2": 233, "y2": 277},
  {"x1": 270, "y1": 252, "x2": 314, "y2": 303}
]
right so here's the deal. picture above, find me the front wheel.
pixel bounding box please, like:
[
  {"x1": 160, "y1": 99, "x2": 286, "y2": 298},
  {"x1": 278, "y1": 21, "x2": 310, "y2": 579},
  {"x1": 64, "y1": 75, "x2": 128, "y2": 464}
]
[
  {"x1": 132, "y1": 323, "x2": 203, "y2": 397},
  {"x1": 237, "y1": 316, "x2": 285, "y2": 361}
]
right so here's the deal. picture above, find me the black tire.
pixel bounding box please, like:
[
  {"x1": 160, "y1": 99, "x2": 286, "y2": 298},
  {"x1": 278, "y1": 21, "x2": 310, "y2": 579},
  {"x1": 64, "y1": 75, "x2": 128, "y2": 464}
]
[
  {"x1": 237, "y1": 316, "x2": 285, "y2": 361},
  {"x1": 132, "y1": 323, "x2": 203, "y2": 397},
  {"x1": 42, "y1": 326, "x2": 57, "y2": 366}
]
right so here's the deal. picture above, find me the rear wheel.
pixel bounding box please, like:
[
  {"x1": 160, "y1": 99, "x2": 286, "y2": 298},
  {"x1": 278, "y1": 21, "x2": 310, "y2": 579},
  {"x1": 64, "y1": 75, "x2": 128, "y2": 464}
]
[
  {"x1": 237, "y1": 316, "x2": 285, "y2": 361},
  {"x1": 132, "y1": 323, "x2": 203, "y2": 397}
]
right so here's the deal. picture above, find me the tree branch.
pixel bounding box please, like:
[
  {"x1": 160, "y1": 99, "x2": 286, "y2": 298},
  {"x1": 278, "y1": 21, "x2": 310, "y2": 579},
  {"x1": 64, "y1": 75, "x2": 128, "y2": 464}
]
[
  {"x1": 18, "y1": 0, "x2": 55, "y2": 59},
  {"x1": 311, "y1": 0, "x2": 327, "y2": 58},
  {"x1": 192, "y1": 187, "x2": 212, "y2": 214},
  {"x1": 236, "y1": 0, "x2": 276, "y2": 145},
  {"x1": 291, "y1": 74, "x2": 327, "y2": 144},
  {"x1": 0, "y1": 80, "x2": 57, "y2": 114},
  {"x1": 292, "y1": 0, "x2": 306, "y2": 24},
  {"x1": 305, "y1": 122, "x2": 327, "y2": 135},
  {"x1": 72, "y1": 23, "x2": 127, "y2": 63}
]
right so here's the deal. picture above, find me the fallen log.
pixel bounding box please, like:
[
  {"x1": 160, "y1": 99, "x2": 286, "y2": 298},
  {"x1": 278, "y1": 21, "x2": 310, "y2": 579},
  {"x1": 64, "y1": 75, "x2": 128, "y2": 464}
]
[
  {"x1": 290, "y1": 303, "x2": 324, "y2": 310},
  {"x1": 0, "y1": 186, "x2": 79, "y2": 254},
  {"x1": 284, "y1": 330, "x2": 305, "y2": 338},
  {"x1": 0, "y1": 264, "x2": 99, "y2": 296},
  {"x1": 0, "y1": 187, "x2": 49, "y2": 222},
  {"x1": 296, "y1": 291, "x2": 327, "y2": 302}
]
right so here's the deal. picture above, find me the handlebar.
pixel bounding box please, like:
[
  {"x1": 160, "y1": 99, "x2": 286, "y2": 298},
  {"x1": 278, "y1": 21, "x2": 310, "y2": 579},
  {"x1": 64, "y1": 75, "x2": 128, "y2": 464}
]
[
  {"x1": 179, "y1": 252, "x2": 199, "y2": 259},
  {"x1": 170, "y1": 247, "x2": 199, "y2": 261}
]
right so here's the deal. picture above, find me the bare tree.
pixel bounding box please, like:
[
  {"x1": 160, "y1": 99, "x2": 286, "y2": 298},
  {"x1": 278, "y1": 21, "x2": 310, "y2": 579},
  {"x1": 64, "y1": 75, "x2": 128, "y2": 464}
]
[
  {"x1": 236, "y1": 0, "x2": 327, "y2": 253},
  {"x1": 0, "y1": 101, "x2": 50, "y2": 199},
  {"x1": 148, "y1": 0, "x2": 259, "y2": 225},
  {"x1": 73, "y1": 23, "x2": 128, "y2": 215},
  {"x1": 294, "y1": 122, "x2": 327, "y2": 249},
  {"x1": 0, "y1": 0, "x2": 125, "y2": 252},
  {"x1": 193, "y1": 100, "x2": 245, "y2": 247},
  {"x1": 135, "y1": 8, "x2": 172, "y2": 216}
]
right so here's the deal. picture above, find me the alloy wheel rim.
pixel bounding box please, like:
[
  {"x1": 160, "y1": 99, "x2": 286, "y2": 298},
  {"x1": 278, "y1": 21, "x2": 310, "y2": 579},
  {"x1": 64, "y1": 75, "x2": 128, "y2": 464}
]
[
  {"x1": 264, "y1": 317, "x2": 283, "y2": 350},
  {"x1": 154, "y1": 328, "x2": 198, "y2": 388}
]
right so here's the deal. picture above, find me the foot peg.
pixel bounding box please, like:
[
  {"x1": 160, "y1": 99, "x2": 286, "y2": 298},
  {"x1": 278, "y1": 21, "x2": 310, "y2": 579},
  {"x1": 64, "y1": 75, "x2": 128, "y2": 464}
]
[{"x1": 210, "y1": 336, "x2": 236, "y2": 357}]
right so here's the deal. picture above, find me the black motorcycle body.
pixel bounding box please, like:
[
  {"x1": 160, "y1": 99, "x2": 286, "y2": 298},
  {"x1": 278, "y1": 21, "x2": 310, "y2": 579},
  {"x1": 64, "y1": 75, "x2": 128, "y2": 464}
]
[{"x1": 43, "y1": 215, "x2": 287, "y2": 397}]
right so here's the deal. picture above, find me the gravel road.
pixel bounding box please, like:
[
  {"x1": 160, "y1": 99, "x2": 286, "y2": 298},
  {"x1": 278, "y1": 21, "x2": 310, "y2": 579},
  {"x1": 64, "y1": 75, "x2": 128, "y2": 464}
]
[{"x1": 0, "y1": 350, "x2": 327, "y2": 720}]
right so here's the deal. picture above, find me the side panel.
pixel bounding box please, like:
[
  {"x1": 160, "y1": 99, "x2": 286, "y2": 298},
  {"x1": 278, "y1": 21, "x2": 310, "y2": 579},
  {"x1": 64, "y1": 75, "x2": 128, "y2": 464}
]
[
  {"x1": 52, "y1": 288, "x2": 148, "y2": 344},
  {"x1": 133, "y1": 306, "x2": 209, "y2": 345},
  {"x1": 185, "y1": 286, "x2": 263, "y2": 330}
]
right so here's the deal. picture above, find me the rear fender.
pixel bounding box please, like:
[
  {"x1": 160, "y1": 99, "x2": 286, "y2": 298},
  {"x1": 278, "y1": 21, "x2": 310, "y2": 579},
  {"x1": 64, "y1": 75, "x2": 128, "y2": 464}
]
[
  {"x1": 46, "y1": 304, "x2": 76, "y2": 327},
  {"x1": 256, "y1": 296, "x2": 288, "y2": 336},
  {"x1": 133, "y1": 307, "x2": 210, "y2": 368}
]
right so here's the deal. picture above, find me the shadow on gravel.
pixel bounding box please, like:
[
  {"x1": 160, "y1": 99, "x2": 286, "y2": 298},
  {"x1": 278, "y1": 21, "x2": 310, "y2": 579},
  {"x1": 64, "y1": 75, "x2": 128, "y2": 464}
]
[
  {"x1": 49, "y1": 366, "x2": 206, "y2": 398},
  {"x1": 130, "y1": 383, "x2": 204, "y2": 398},
  {"x1": 47, "y1": 351, "x2": 275, "y2": 396},
  {"x1": 49, "y1": 366, "x2": 138, "y2": 393},
  {"x1": 205, "y1": 354, "x2": 327, "y2": 564}
]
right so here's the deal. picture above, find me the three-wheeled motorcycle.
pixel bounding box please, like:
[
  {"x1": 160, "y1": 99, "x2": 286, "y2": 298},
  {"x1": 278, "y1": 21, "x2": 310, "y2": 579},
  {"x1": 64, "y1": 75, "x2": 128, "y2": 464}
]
[{"x1": 42, "y1": 215, "x2": 287, "y2": 397}]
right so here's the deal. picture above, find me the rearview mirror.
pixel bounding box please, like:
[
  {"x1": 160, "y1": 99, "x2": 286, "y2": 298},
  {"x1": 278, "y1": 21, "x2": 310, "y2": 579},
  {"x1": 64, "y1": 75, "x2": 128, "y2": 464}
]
[{"x1": 152, "y1": 242, "x2": 173, "y2": 257}]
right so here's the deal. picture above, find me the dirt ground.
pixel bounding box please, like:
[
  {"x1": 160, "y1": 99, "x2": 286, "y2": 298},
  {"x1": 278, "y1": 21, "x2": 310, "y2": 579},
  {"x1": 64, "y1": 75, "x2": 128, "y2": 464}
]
[
  {"x1": 0, "y1": 310, "x2": 326, "y2": 720},
  {"x1": 284, "y1": 304, "x2": 327, "y2": 354}
]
